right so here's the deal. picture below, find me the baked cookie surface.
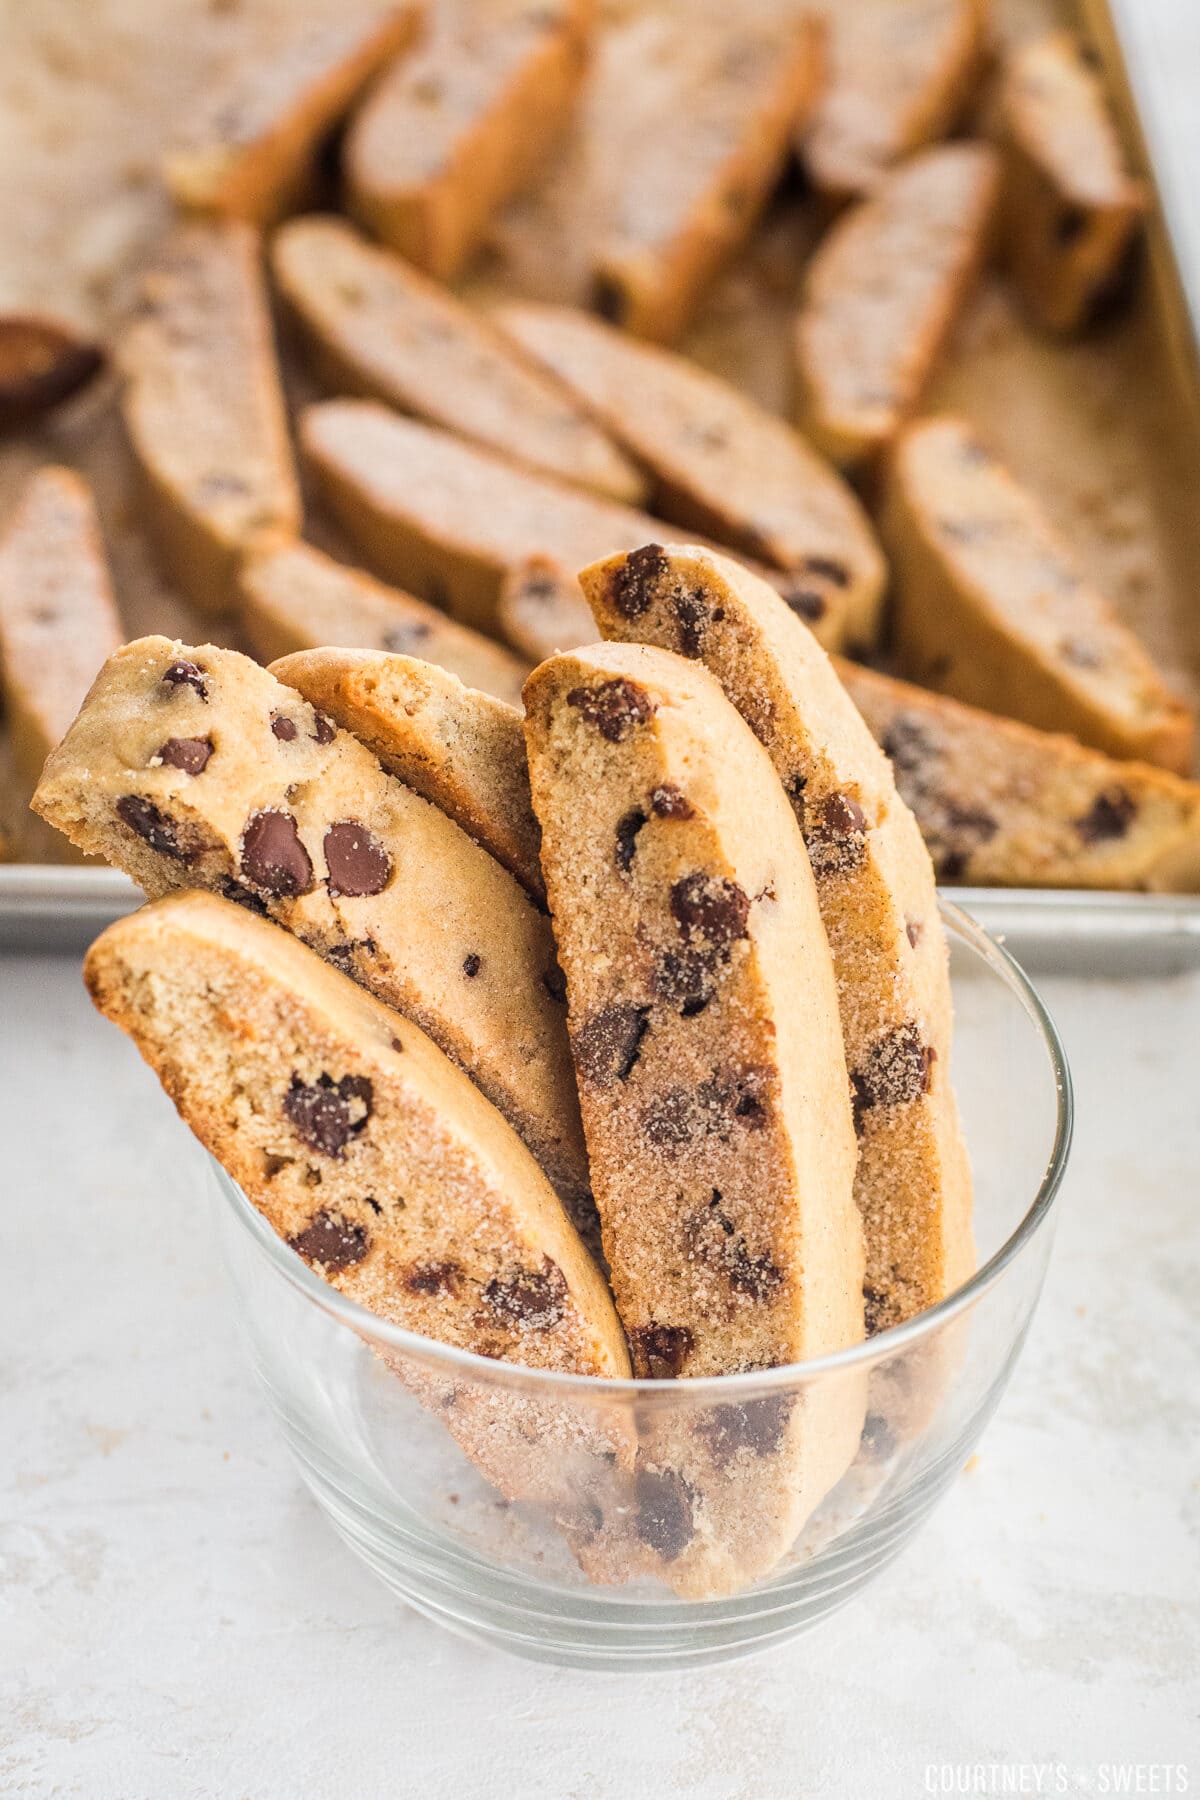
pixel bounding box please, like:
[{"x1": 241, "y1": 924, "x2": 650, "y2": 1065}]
[{"x1": 885, "y1": 416, "x2": 1193, "y2": 772}]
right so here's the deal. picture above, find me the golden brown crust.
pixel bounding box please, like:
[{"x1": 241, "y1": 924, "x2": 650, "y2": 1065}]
[
  {"x1": 885, "y1": 416, "x2": 1194, "y2": 772},
  {"x1": 345, "y1": 0, "x2": 592, "y2": 281},
  {"x1": 802, "y1": 0, "x2": 991, "y2": 202},
  {"x1": 996, "y1": 31, "x2": 1145, "y2": 334},
  {"x1": 582, "y1": 545, "x2": 974, "y2": 1333},
  {"x1": 494, "y1": 300, "x2": 886, "y2": 647},
  {"x1": 271, "y1": 215, "x2": 645, "y2": 504},
  {"x1": 237, "y1": 538, "x2": 530, "y2": 707},
  {"x1": 794, "y1": 142, "x2": 1001, "y2": 467},
  {"x1": 164, "y1": 6, "x2": 423, "y2": 225},
  {"x1": 119, "y1": 220, "x2": 300, "y2": 615},
  {"x1": 33, "y1": 635, "x2": 589, "y2": 1213},
  {"x1": 270, "y1": 647, "x2": 545, "y2": 904},
  {"x1": 840, "y1": 658, "x2": 1200, "y2": 892}
]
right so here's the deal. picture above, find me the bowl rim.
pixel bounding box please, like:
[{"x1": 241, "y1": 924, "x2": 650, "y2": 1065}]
[{"x1": 213, "y1": 898, "x2": 1073, "y2": 1397}]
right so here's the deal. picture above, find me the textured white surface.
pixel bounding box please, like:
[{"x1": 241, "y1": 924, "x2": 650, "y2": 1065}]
[{"x1": 1, "y1": 949, "x2": 1198, "y2": 1799}]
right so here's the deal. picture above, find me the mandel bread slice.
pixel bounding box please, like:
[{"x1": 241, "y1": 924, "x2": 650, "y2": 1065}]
[
  {"x1": 271, "y1": 648, "x2": 545, "y2": 904},
  {"x1": 32, "y1": 636, "x2": 588, "y2": 1217},
  {"x1": 794, "y1": 142, "x2": 1001, "y2": 468},
  {"x1": 884, "y1": 416, "x2": 1194, "y2": 772},
  {"x1": 271, "y1": 216, "x2": 645, "y2": 504},
  {"x1": 237, "y1": 538, "x2": 530, "y2": 707},
  {"x1": 83, "y1": 890, "x2": 631, "y2": 1514},
  {"x1": 163, "y1": 4, "x2": 423, "y2": 226},
  {"x1": 524, "y1": 640, "x2": 865, "y2": 1596},
  {"x1": 119, "y1": 220, "x2": 301, "y2": 615},
  {"x1": 996, "y1": 30, "x2": 1145, "y2": 334},
  {"x1": 840, "y1": 659, "x2": 1200, "y2": 892},
  {"x1": 494, "y1": 300, "x2": 886, "y2": 647},
  {"x1": 582, "y1": 544, "x2": 975, "y2": 1335},
  {"x1": 345, "y1": 0, "x2": 592, "y2": 280}
]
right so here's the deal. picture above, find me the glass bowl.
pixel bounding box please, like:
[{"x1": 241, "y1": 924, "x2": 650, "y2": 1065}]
[{"x1": 211, "y1": 901, "x2": 1071, "y2": 1671}]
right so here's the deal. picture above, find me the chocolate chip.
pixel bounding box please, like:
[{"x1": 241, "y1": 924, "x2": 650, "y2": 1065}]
[
  {"x1": 157, "y1": 736, "x2": 212, "y2": 775},
  {"x1": 610, "y1": 543, "x2": 667, "y2": 619},
  {"x1": 653, "y1": 948, "x2": 718, "y2": 1016},
  {"x1": 241, "y1": 810, "x2": 313, "y2": 897},
  {"x1": 700, "y1": 1395, "x2": 790, "y2": 1468},
  {"x1": 615, "y1": 808, "x2": 647, "y2": 872},
  {"x1": 803, "y1": 555, "x2": 850, "y2": 588},
  {"x1": 673, "y1": 587, "x2": 723, "y2": 658},
  {"x1": 289, "y1": 1209, "x2": 370, "y2": 1272},
  {"x1": 630, "y1": 1323, "x2": 694, "y2": 1378},
  {"x1": 270, "y1": 713, "x2": 298, "y2": 742},
  {"x1": 483, "y1": 1257, "x2": 568, "y2": 1329},
  {"x1": 1055, "y1": 203, "x2": 1089, "y2": 246},
  {"x1": 542, "y1": 950, "x2": 568, "y2": 1003},
  {"x1": 283, "y1": 1072, "x2": 373, "y2": 1157},
  {"x1": 1075, "y1": 786, "x2": 1136, "y2": 844},
  {"x1": 325, "y1": 936, "x2": 376, "y2": 977},
  {"x1": 782, "y1": 585, "x2": 827, "y2": 624},
  {"x1": 650, "y1": 785, "x2": 694, "y2": 819},
  {"x1": 635, "y1": 1469, "x2": 694, "y2": 1561},
  {"x1": 573, "y1": 1004, "x2": 650, "y2": 1087},
  {"x1": 670, "y1": 873, "x2": 750, "y2": 949},
  {"x1": 863, "y1": 1286, "x2": 893, "y2": 1336},
  {"x1": 115, "y1": 795, "x2": 193, "y2": 861},
  {"x1": 162, "y1": 659, "x2": 207, "y2": 699},
  {"x1": 685, "y1": 1191, "x2": 782, "y2": 1303},
  {"x1": 592, "y1": 272, "x2": 629, "y2": 327},
  {"x1": 312, "y1": 712, "x2": 336, "y2": 745},
  {"x1": 643, "y1": 1067, "x2": 773, "y2": 1152},
  {"x1": 323, "y1": 821, "x2": 392, "y2": 897},
  {"x1": 217, "y1": 875, "x2": 268, "y2": 915},
  {"x1": 390, "y1": 1036, "x2": 404, "y2": 1052},
  {"x1": 405, "y1": 1259, "x2": 462, "y2": 1296},
  {"x1": 807, "y1": 791, "x2": 869, "y2": 878},
  {"x1": 566, "y1": 678, "x2": 656, "y2": 742},
  {"x1": 462, "y1": 952, "x2": 482, "y2": 978},
  {"x1": 851, "y1": 1024, "x2": 935, "y2": 1132},
  {"x1": 882, "y1": 716, "x2": 936, "y2": 775},
  {"x1": 938, "y1": 849, "x2": 968, "y2": 882}
]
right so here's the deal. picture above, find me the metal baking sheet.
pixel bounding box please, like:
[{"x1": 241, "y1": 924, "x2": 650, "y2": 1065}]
[{"x1": 2, "y1": 0, "x2": 1200, "y2": 973}]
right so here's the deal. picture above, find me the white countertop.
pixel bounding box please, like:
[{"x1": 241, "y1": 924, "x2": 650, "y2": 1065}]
[{"x1": 3, "y1": 950, "x2": 1197, "y2": 1798}]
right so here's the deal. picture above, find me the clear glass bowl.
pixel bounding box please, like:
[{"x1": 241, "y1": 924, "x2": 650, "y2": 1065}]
[{"x1": 212, "y1": 902, "x2": 1071, "y2": 1670}]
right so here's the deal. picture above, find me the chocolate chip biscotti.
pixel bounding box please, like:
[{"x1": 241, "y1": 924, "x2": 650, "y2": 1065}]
[
  {"x1": 794, "y1": 143, "x2": 1000, "y2": 468},
  {"x1": 32, "y1": 637, "x2": 588, "y2": 1215},
  {"x1": 237, "y1": 538, "x2": 529, "y2": 707},
  {"x1": 802, "y1": 0, "x2": 990, "y2": 202},
  {"x1": 996, "y1": 31, "x2": 1145, "y2": 334},
  {"x1": 119, "y1": 221, "x2": 300, "y2": 615},
  {"x1": 84, "y1": 890, "x2": 630, "y2": 1512},
  {"x1": 345, "y1": 0, "x2": 592, "y2": 280},
  {"x1": 271, "y1": 648, "x2": 545, "y2": 904},
  {"x1": 164, "y1": 5, "x2": 423, "y2": 226},
  {"x1": 271, "y1": 216, "x2": 645, "y2": 504},
  {"x1": 301, "y1": 400, "x2": 859, "y2": 651},
  {"x1": 841, "y1": 659, "x2": 1200, "y2": 892},
  {"x1": 494, "y1": 300, "x2": 886, "y2": 647},
  {"x1": 885, "y1": 416, "x2": 1193, "y2": 772},
  {"x1": 583, "y1": 545, "x2": 974, "y2": 1334},
  {"x1": 524, "y1": 641, "x2": 864, "y2": 1594}
]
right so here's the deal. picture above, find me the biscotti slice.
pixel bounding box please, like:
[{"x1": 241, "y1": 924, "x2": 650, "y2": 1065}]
[
  {"x1": 120, "y1": 221, "x2": 301, "y2": 614},
  {"x1": 840, "y1": 659, "x2": 1200, "y2": 892},
  {"x1": 0, "y1": 468, "x2": 122, "y2": 798},
  {"x1": 794, "y1": 143, "x2": 1001, "y2": 467},
  {"x1": 996, "y1": 32, "x2": 1145, "y2": 334},
  {"x1": 802, "y1": 0, "x2": 990, "y2": 202},
  {"x1": 497, "y1": 557, "x2": 597, "y2": 664},
  {"x1": 271, "y1": 216, "x2": 643, "y2": 505},
  {"x1": 301, "y1": 400, "x2": 858, "y2": 650},
  {"x1": 163, "y1": 6, "x2": 423, "y2": 226},
  {"x1": 885, "y1": 417, "x2": 1193, "y2": 772},
  {"x1": 238, "y1": 538, "x2": 529, "y2": 707},
  {"x1": 32, "y1": 636, "x2": 588, "y2": 1215},
  {"x1": 494, "y1": 301, "x2": 886, "y2": 647},
  {"x1": 271, "y1": 648, "x2": 544, "y2": 904},
  {"x1": 582, "y1": 546, "x2": 974, "y2": 1334},
  {"x1": 589, "y1": 13, "x2": 823, "y2": 343},
  {"x1": 345, "y1": 0, "x2": 591, "y2": 280},
  {"x1": 84, "y1": 891, "x2": 630, "y2": 1513},
  {"x1": 0, "y1": 314, "x2": 104, "y2": 430},
  {"x1": 524, "y1": 642, "x2": 864, "y2": 1594}
]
